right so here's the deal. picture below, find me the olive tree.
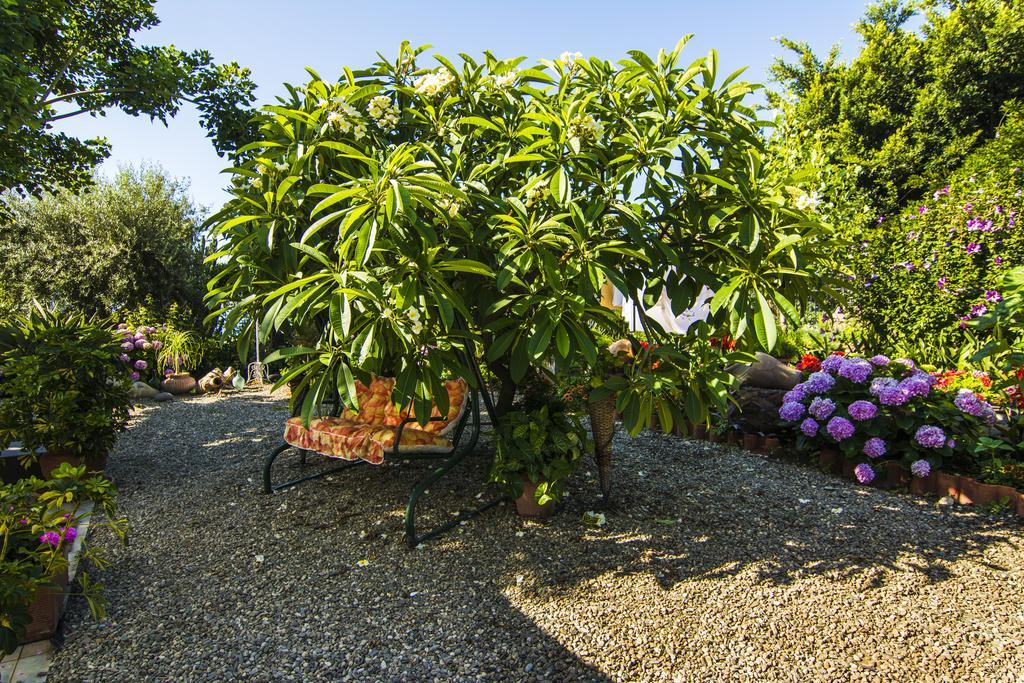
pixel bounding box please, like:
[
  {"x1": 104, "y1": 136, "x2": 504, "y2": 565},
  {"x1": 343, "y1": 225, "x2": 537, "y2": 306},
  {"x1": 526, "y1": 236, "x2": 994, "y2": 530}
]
[{"x1": 207, "y1": 40, "x2": 828, "y2": 427}]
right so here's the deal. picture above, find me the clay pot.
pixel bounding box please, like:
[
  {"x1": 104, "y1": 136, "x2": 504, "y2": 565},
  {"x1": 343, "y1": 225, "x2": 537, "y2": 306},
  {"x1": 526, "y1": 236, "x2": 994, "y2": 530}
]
[
  {"x1": 22, "y1": 564, "x2": 68, "y2": 643},
  {"x1": 726, "y1": 431, "x2": 739, "y2": 446},
  {"x1": 935, "y1": 472, "x2": 964, "y2": 501},
  {"x1": 709, "y1": 431, "x2": 726, "y2": 444},
  {"x1": 763, "y1": 436, "x2": 781, "y2": 453},
  {"x1": 742, "y1": 433, "x2": 763, "y2": 452},
  {"x1": 909, "y1": 472, "x2": 936, "y2": 496},
  {"x1": 39, "y1": 450, "x2": 107, "y2": 479},
  {"x1": 161, "y1": 372, "x2": 196, "y2": 395},
  {"x1": 515, "y1": 479, "x2": 555, "y2": 519},
  {"x1": 877, "y1": 461, "x2": 909, "y2": 490},
  {"x1": 818, "y1": 448, "x2": 842, "y2": 474}
]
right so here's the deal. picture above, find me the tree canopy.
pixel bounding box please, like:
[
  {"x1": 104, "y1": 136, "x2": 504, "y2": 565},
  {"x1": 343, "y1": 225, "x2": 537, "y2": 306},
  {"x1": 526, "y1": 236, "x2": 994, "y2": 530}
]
[
  {"x1": 0, "y1": 0, "x2": 256, "y2": 196},
  {"x1": 0, "y1": 165, "x2": 210, "y2": 324},
  {"x1": 207, "y1": 41, "x2": 828, "y2": 426}
]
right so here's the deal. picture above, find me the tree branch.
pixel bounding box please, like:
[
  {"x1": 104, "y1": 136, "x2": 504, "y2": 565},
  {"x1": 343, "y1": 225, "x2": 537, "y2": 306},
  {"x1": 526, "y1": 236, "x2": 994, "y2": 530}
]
[
  {"x1": 43, "y1": 107, "x2": 96, "y2": 123},
  {"x1": 42, "y1": 88, "x2": 137, "y2": 106}
]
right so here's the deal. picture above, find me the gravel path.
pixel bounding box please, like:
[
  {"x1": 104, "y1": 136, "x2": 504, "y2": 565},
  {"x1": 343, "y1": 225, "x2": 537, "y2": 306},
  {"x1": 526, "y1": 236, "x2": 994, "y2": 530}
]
[{"x1": 48, "y1": 389, "x2": 1023, "y2": 682}]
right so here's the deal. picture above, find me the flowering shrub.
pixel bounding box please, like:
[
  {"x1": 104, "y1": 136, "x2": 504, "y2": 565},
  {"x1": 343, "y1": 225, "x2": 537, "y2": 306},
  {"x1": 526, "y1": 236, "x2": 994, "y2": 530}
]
[
  {"x1": 115, "y1": 323, "x2": 163, "y2": 382},
  {"x1": 779, "y1": 353, "x2": 995, "y2": 483},
  {"x1": 0, "y1": 464, "x2": 126, "y2": 654}
]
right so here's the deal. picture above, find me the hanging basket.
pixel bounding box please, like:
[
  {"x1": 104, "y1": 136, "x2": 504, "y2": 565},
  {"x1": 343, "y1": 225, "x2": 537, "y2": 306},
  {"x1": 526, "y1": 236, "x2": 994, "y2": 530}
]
[{"x1": 587, "y1": 396, "x2": 617, "y2": 503}]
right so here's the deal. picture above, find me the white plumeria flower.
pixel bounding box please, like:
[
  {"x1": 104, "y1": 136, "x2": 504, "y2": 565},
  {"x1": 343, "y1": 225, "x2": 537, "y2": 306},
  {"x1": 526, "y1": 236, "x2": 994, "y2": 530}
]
[
  {"x1": 795, "y1": 190, "x2": 822, "y2": 211},
  {"x1": 559, "y1": 51, "x2": 583, "y2": 65},
  {"x1": 414, "y1": 70, "x2": 455, "y2": 97},
  {"x1": 493, "y1": 71, "x2": 518, "y2": 89}
]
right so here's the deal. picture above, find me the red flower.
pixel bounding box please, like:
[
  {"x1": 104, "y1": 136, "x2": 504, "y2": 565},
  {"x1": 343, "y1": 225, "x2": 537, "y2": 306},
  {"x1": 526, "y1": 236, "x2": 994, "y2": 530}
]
[{"x1": 796, "y1": 354, "x2": 821, "y2": 372}]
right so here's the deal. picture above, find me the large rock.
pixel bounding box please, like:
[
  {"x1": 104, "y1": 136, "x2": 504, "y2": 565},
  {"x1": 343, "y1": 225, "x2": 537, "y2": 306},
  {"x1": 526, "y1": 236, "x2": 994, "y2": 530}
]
[
  {"x1": 153, "y1": 392, "x2": 174, "y2": 402},
  {"x1": 730, "y1": 386, "x2": 788, "y2": 433},
  {"x1": 129, "y1": 381, "x2": 160, "y2": 399},
  {"x1": 728, "y1": 352, "x2": 801, "y2": 390}
]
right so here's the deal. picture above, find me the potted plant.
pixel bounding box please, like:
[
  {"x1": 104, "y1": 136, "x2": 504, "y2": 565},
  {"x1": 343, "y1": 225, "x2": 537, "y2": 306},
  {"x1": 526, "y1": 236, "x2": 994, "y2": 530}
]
[
  {"x1": 490, "y1": 399, "x2": 590, "y2": 518},
  {"x1": 0, "y1": 305, "x2": 131, "y2": 477},
  {"x1": 157, "y1": 329, "x2": 203, "y2": 394},
  {"x1": 0, "y1": 462, "x2": 126, "y2": 653}
]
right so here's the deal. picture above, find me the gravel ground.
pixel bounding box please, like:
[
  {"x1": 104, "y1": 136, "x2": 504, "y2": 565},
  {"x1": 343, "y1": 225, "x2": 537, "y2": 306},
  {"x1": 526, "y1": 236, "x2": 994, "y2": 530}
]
[{"x1": 47, "y1": 389, "x2": 1023, "y2": 682}]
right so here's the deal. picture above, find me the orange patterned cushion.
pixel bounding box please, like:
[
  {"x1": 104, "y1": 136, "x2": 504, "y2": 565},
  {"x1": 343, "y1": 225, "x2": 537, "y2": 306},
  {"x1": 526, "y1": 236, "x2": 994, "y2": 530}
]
[
  {"x1": 341, "y1": 377, "x2": 469, "y2": 434},
  {"x1": 283, "y1": 416, "x2": 453, "y2": 465}
]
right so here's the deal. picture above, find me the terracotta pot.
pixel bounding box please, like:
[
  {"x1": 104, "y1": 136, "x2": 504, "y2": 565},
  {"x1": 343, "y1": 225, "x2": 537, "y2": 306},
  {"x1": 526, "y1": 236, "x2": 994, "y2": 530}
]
[
  {"x1": 742, "y1": 433, "x2": 763, "y2": 452},
  {"x1": 877, "y1": 461, "x2": 909, "y2": 490},
  {"x1": 39, "y1": 450, "x2": 108, "y2": 479},
  {"x1": 515, "y1": 479, "x2": 555, "y2": 519},
  {"x1": 909, "y1": 472, "x2": 936, "y2": 496},
  {"x1": 818, "y1": 448, "x2": 842, "y2": 474},
  {"x1": 763, "y1": 436, "x2": 781, "y2": 453},
  {"x1": 161, "y1": 372, "x2": 196, "y2": 395},
  {"x1": 935, "y1": 471, "x2": 964, "y2": 501},
  {"x1": 21, "y1": 565, "x2": 68, "y2": 644}
]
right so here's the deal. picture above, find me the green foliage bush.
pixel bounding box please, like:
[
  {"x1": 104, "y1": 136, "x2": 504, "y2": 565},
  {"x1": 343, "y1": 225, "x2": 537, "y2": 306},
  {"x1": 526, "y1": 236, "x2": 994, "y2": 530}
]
[
  {"x1": 0, "y1": 305, "x2": 131, "y2": 458},
  {"x1": 0, "y1": 166, "x2": 210, "y2": 325},
  {"x1": 844, "y1": 105, "x2": 1024, "y2": 357}
]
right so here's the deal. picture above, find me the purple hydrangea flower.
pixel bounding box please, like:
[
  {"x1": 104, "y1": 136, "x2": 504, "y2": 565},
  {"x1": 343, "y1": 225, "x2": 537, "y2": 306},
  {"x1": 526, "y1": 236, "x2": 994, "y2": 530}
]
[
  {"x1": 848, "y1": 400, "x2": 878, "y2": 421},
  {"x1": 121, "y1": 341, "x2": 135, "y2": 352},
  {"x1": 863, "y1": 437, "x2": 886, "y2": 459},
  {"x1": 118, "y1": 353, "x2": 130, "y2": 363},
  {"x1": 954, "y1": 389, "x2": 996, "y2": 423},
  {"x1": 898, "y1": 377, "x2": 931, "y2": 398},
  {"x1": 134, "y1": 360, "x2": 148, "y2": 370},
  {"x1": 910, "y1": 459, "x2": 931, "y2": 478},
  {"x1": 131, "y1": 371, "x2": 140, "y2": 381},
  {"x1": 800, "y1": 418, "x2": 819, "y2": 438},
  {"x1": 809, "y1": 396, "x2": 836, "y2": 420},
  {"x1": 783, "y1": 385, "x2": 807, "y2": 404},
  {"x1": 838, "y1": 357, "x2": 873, "y2": 383},
  {"x1": 915, "y1": 425, "x2": 946, "y2": 449},
  {"x1": 779, "y1": 402, "x2": 806, "y2": 421},
  {"x1": 870, "y1": 377, "x2": 898, "y2": 396},
  {"x1": 820, "y1": 355, "x2": 845, "y2": 374},
  {"x1": 854, "y1": 463, "x2": 876, "y2": 484},
  {"x1": 805, "y1": 372, "x2": 835, "y2": 395},
  {"x1": 879, "y1": 387, "x2": 910, "y2": 406},
  {"x1": 894, "y1": 358, "x2": 916, "y2": 370},
  {"x1": 869, "y1": 355, "x2": 890, "y2": 366},
  {"x1": 826, "y1": 416, "x2": 855, "y2": 441},
  {"x1": 134, "y1": 339, "x2": 147, "y2": 349},
  {"x1": 152, "y1": 340, "x2": 163, "y2": 351}
]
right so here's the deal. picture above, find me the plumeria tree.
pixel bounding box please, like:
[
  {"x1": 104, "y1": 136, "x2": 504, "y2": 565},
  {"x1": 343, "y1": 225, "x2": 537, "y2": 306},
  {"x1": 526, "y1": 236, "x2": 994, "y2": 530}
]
[{"x1": 206, "y1": 40, "x2": 829, "y2": 428}]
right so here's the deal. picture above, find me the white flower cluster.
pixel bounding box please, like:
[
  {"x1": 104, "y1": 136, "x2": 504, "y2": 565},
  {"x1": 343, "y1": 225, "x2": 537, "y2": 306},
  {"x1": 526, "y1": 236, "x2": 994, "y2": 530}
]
[
  {"x1": 322, "y1": 99, "x2": 367, "y2": 139},
  {"x1": 437, "y1": 195, "x2": 462, "y2": 218},
  {"x1": 249, "y1": 176, "x2": 262, "y2": 189},
  {"x1": 524, "y1": 178, "x2": 548, "y2": 207},
  {"x1": 795, "y1": 190, "x2": 822, "y2": 211},
  {"x1": 407, "y1": 307, "x2": 423, "y2": 335},
  {"x1": 559, "y1": 51, "x2": 583, "y2": 66},
  {"x1": 413, "y1": 70, "x2": 455, "y2": 97},
  {"x1": 567, "y1": 113, "x2": 602, "y2": 141},
  {"x1": 367, "y1": 95, "x2": 399, "y2": 129},
  {"x1": 492, "y1": 70, "x2": 518, "y2": 89}
]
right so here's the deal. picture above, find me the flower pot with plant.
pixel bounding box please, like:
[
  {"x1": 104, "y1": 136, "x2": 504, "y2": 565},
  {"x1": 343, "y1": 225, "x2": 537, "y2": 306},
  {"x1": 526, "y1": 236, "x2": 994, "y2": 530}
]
[
  {"x1": 0, "y1": 462, "x2": 126, "y2": 653},
  {"x1": 157, "y1": 329, "x2": 203, "y2": 394},
  {"x1": 489, "y1": 400, "x2": 590, "y2": 519},
  {"x1": 0, "y1": 305, "x2": 131, "y2": 476}
]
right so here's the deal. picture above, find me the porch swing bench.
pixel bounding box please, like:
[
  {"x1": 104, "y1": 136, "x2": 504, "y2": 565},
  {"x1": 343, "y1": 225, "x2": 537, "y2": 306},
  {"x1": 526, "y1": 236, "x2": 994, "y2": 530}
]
[{"x1": 262, "y1": 373, "x2": 503, "y2": 547}]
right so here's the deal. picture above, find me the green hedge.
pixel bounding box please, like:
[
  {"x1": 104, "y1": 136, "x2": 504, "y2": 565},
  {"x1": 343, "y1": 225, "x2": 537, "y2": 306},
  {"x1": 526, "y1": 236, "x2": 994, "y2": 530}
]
[{"x1": 846, "y1": 104, "x2": 1024, "y2": 359}]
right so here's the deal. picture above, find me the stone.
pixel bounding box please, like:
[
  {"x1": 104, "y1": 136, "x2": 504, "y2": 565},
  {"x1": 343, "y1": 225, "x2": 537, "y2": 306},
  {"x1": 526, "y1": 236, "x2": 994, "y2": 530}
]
[
  {"x1": 728, "y1": 352, "x2": 801, "y2": 390},
  {"x1": 153, "y1": 392, "x2": 174, "y2": 402},
  {"x1": 129, "y1": 381, "x2": 160, "y2": 399},
  {"x1": 730, "y1": 386, "x2": 787, "y2": 433}
]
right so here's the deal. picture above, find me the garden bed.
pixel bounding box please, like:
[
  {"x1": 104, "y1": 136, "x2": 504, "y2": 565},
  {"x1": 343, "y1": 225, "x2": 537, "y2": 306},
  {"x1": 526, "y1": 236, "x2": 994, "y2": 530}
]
[{"x1": 47, "y1": 390, "x2": 1023, "y2": 681}]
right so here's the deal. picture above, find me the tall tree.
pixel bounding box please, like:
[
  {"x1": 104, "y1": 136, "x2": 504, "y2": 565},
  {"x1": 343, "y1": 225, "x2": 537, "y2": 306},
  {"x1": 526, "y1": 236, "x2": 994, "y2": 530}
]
[{"x1": 0, "y1": 0, "x2": 256, "y2": 196}]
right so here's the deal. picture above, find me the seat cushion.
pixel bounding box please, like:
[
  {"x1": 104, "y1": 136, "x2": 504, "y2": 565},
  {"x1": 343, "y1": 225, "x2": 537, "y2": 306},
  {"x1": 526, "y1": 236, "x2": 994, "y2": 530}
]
[
  {"x1": 340, "y1": 377, "x2": 470, "y2": 436},
  {"x1": 283, "y1": 416, "x2": 452, "y2": 465}
]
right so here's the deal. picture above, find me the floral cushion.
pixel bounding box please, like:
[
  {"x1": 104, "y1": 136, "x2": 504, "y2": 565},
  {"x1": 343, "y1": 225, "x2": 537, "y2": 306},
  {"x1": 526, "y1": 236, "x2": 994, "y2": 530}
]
[{"x1": 282, "y1": 377, "x2": 470, "y2": 465}]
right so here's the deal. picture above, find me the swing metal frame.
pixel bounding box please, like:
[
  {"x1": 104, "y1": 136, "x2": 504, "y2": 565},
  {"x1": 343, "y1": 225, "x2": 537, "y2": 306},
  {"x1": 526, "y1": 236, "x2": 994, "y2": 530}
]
[{"x1": 262, "y1": 351, "x2": 504, "y2": 547}]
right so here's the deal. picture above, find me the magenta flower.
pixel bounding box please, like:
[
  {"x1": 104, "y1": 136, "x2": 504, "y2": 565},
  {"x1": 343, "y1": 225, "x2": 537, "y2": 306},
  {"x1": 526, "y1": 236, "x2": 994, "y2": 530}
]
[
  {"x1": 910, "y1": 459, "x2": 932, "y2": 478},
  {"x1": 863, "y1": 437, "x2": 886, "y2": 459},
  {"x1": 970, "y1": 303, "x2": 987, "y2": 317},
  {"x1": 965, "y1": 243, "x2": 981, "y2": 255},
  {"x1": 826, "y1": 416, "x2": 855, "y2": 441},
  {"x1": 39, "y1": 531, "x2": 61, "y2": 548},
  {"x1": 994, "y1": 256, "x2": 1004, "y2": 265},
  {"x1": 854, "y1": 463, "x2": 875, "y2": 484},
  {"x1": 985, "y1": 290, "x2": 1002, "y2": 302}
]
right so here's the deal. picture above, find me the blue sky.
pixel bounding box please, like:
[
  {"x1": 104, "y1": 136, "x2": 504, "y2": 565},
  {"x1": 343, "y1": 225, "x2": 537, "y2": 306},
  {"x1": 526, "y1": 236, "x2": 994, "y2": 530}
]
[{"x1": 54, "y1": 0, "x2": 869, "y2": 212}]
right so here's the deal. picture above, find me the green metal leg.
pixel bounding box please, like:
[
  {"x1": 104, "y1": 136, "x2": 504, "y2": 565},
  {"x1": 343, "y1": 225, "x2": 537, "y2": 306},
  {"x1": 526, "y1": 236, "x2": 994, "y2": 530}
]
[
  {"x1": 403, "y1": 445, "x2": 506, "y2": 548},
  {"x1": 263, "y1": 443, "x2": 364, "y2": 494}
]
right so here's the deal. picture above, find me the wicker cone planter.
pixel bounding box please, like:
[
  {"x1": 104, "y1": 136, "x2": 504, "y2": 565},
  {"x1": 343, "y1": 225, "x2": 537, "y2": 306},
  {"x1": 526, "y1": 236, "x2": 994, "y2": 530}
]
[{"x1": 587, "y1": 396, "x2": 616, "y2": 503}]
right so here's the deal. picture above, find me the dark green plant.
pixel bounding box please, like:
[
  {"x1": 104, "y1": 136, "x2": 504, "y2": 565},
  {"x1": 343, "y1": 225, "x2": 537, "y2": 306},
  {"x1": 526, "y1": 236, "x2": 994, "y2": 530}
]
[
  {"x1": 489, "y1": 402, "x2": 590, "y2": 504},
  {"x1": 0, "y1": 463, "x2": 127, "y2": 655},
  {"x1": 0, "y1": 0, "x2": 256, "y2": 195},
  {"x1": 207, "y1": 41, "x2": 830, "y2": 433},
  {"x1": 0, "y1": 304, "x2": 131, "y2": 459}
]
